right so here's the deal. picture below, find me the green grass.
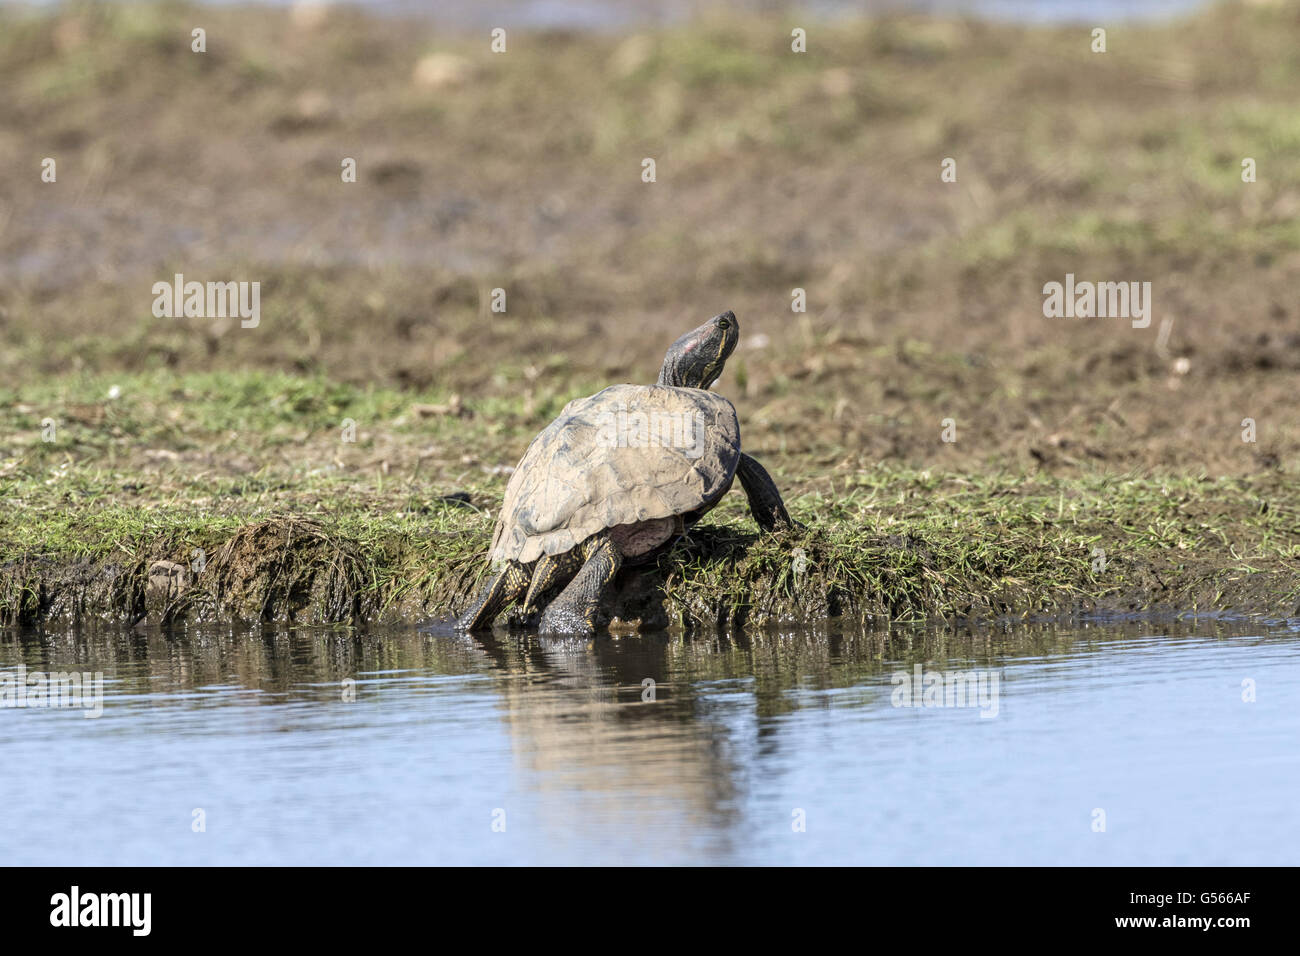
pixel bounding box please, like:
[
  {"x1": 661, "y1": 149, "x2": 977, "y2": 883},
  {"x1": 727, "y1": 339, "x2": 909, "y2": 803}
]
[{"x1": 3, "y1": 369, "x2": 1298, "y2": 629}]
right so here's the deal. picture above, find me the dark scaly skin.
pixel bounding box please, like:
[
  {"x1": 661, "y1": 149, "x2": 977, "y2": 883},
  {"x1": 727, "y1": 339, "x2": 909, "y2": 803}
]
[
  {"x1": 538, "y1": 533, "x2": 622, "y2": 636},
  {"x1": 736, "y1": 453, "x2": 796, "y2": 531},
  {"x1": 521, "y1": 549, "x2": 583, "y2": 617},
  {"x1": 457, "y1": 561, "x2": 530, "y2": 630}
]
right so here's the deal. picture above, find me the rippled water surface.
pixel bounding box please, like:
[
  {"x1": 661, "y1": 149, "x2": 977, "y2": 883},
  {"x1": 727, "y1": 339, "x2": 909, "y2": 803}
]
[{"x1": 2, "y1": 618, "x2": 1297, "y2": 865}]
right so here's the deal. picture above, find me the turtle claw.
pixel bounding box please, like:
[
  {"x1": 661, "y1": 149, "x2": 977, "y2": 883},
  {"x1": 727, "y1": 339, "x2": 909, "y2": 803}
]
[
  {"x1": 538, "y1": 606, "x2": 596, "y2": 637},
  {"x1": 505, "y1": 606, "x2": 536, "y2": 629}
]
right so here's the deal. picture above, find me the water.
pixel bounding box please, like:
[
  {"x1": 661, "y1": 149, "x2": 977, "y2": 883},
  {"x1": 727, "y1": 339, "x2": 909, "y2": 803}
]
[{"x1": 2, "y1": 617, "x2": 1296, "y2": 865}]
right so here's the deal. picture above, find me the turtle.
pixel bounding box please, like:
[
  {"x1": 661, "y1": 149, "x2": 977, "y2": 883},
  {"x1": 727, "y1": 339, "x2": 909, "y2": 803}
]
[{"x1": 456, "y1": 310, "x2": 795, "y2": 636}]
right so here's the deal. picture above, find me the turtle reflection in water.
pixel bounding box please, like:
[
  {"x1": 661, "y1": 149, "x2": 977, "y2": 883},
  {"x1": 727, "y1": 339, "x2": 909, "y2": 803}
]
[{"x1": 457, "y1": 310, "x2": 797, "y2": 636}]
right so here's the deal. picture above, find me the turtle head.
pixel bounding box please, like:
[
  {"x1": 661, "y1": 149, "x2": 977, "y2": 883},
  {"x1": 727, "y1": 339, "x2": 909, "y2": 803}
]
[{"x1": 656, "y1": 310, "x2": 739, "y2": 389}]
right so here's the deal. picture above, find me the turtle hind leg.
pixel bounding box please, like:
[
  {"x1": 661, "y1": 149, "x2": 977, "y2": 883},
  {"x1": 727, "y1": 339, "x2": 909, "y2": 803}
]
[
  {"x1": 519, "y1": 550, "x2": 582, "y2": 621},
  {"x1": 457, "y1": 561, "x2": 529, "y2": 631},
  {"x1": 538, "y1": 534, "x2": 623, "y2": 637}
]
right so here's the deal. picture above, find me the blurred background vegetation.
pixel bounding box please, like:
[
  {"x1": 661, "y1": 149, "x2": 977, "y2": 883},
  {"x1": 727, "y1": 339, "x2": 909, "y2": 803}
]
[{"x1": 1, "y1": 1, "x2": 1298, "y2": 624}]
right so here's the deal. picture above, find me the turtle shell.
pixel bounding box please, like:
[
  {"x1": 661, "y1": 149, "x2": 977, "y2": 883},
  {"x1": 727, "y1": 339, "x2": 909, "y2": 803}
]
[{"x1": 489, "y1": 384, "x2": 741, "y2": 565}]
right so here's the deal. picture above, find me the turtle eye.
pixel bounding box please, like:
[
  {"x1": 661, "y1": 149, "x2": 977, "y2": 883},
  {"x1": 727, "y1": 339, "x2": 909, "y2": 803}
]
[{"x1": 716, "y1": 316, "x2": 730, "y2": 330}]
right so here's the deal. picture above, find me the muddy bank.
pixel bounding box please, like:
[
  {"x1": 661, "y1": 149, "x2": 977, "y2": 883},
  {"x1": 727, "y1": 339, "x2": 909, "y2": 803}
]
[{"x1": 4, "y1": 501, "x2": 1297, "y2": 632}]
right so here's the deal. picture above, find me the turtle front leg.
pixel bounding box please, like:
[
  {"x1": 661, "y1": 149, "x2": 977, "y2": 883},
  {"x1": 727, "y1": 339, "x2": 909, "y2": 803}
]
[
  {"x1": 457, "y1": 560, "x2": 530, "y2": 631},
  {"x1": 736, "y1": 452, "x2": 796, "y2": 531},
  {"x1": 538, "y1": 534, "x2": 622, "y2": 636}
]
